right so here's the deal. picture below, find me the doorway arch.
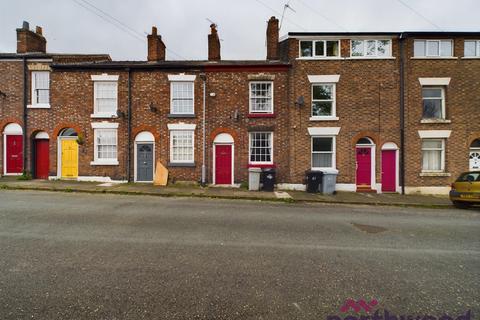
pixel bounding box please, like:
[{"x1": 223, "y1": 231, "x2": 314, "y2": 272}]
[
  {"x1": 134, "y1": 131, "x2": 155, "y2": 182},
  {"x1": 33, "y1": 131, "x2": 50, "y2": 179},
  {"x1": 57, "y1": 128, "x2": 78, "y2": 179},
  {"x1": 355, "y1": 137, "x2": 376, "y2": 191},
  {"x1": 470, "y1": 139, "x2": 480, "y2": 171},
  {"x1": 3, "y1": 123, "x2": 23, "y2": 175},
  {"x1": 381, "y1": 142, "x2": 399, "y2": 192},
  {"x1": 213, "y1": 133, "x2": 234, "y2": 185}
]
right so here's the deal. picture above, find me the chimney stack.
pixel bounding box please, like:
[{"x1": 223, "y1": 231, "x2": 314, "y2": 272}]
[
  {"x1": 266, "y1": 16, "x2": 279, "y2": 60},
  {"x1": 147, "y1": 26, "x2": 166, "y2": 61},
  {"x1": 208, "y1": 24, "x2": 221, "y2": 61},
  {"x1": 16, "y1": 21, "x2": 47, "y2": 53}
]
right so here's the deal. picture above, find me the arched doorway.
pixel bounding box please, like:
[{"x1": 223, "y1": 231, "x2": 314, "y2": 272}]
[
  {"x1": 470, "y1": 139, "x2": 480, "y2": 171},
  {"x1": 34, "y1": 131, "x2": 49, "y2": 179},
  {"x1": 213, "y1": 133, "x2": 234, "y2": 185},
  {"x1": 3, "y1": 123, "x2": 23, "y2": 175},
  {"x1": 57, "y1": 128, "x2": 78, "y2": 178},
  {"x1": 355, "y1": 137, "x2": 375, "y2": 191},
  {"x1": 381, "y1": 142, "x2": 399, "y2": 192},
  {"x1": 134, "y1": 131, "x2": 155, "y2": 182}
]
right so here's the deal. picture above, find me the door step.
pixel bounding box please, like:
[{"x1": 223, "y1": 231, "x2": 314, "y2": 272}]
[{"x1": 356, "y1": 187, "x2": 376, "y2": 193}]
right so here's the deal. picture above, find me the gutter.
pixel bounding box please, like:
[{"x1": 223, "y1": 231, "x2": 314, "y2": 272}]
[
  {"x1": 399, "y1": 33, "x2": 406, "y2": 195},
  {"x1": 22, "y1": 57, "x2": 28, "y2": 175},
  {"x1": 200, "y1": 73, "x2": 207, "y2": 186},
  {"x1": 126, "y1": 68, "x2": 132, "y2": 182}
]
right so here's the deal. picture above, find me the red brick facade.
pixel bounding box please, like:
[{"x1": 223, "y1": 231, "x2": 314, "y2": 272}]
[{"x1": 1, "y1": 20, "x2": 479, "y2": 194}]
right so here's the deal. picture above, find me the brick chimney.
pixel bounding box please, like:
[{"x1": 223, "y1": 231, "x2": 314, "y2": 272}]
[
  {"x1": 208, "y1": 24, "x2": 221, "y2": 61},
  {"x1": 147, "y1": 26, "x2": 166, "y2": 61},
  {"x1": 16, "y1": 21, "x2": 47, "y2": 53},
  {"x1": 266, "y1": 16, "x2": 279, "y2": 60}
]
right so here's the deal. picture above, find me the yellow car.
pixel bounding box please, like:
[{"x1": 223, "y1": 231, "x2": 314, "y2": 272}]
[{"x1": 450, "y1": 171, "x2": 480, "y2": 208}]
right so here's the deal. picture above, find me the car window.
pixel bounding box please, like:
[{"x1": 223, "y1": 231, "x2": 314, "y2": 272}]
[{"x1": 457, "y1": 172, "x2": 480, "y2": 182}]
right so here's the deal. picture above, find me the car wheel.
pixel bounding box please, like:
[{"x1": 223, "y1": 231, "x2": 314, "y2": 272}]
[{"x1": 453, "y1": 201, "x2": 472, "y2": 209}]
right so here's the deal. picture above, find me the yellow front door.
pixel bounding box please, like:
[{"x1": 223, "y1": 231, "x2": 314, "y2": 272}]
[{"x1": 61, "y1": 139, "x2": 78, "y2": 178}]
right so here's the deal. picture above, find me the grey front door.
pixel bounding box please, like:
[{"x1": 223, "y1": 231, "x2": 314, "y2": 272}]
[{"x1": 137, "y1": 143, "x2": 153, "y2": 181}]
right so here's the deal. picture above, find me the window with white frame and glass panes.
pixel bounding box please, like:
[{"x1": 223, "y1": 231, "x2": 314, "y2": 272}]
[
  {"x1": 95, "y1": 129, "x2": 117, "y2": 162},
  {"x1": 422, "y1": 139, "x2": 444, "y2": 171},
  {"x1": 249, "y1": 82, "x2": 273, "y2": 114},
  {"x1": 312, "y1": 137, "x2": 334, "y2": 169},
  {"x1": 422, "y1": 87, "x2": 445, "y2": 119},
  {"x1": 312, "y1": 84, "x2": 335, "y2": 117},
  {"x1": 171, "y1": 82, "x2": 194, "y2": 115},
  {"x1": 94, "y1": 81, "x2": 117, "y2": 116},
  {"x1": 299, "y1": 40, "x2": 340, "y2": 58},
  {"x1": 351, "y1": 40, "x2": 391, "y2": 57},
  {"x1": 249, "y1": 132, "x2": 273, "y2": 164},
  {"x1": 414, "y1": 40, "x2": 453, "y2": 57},
  {"x1": 32, "y1": 71, "x2": 50, "y2": 106},
  {"x1": 464, "y1": 40, "x2": 480, "y2": 57},
  {"x1": 170, "y1": 131, "x2": 194, "y2": 163}
]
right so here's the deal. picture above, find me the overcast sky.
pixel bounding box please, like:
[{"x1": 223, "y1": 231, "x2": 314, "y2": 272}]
[{"x1": 1, "y1": 0, "x2": 479, "y2": 61}]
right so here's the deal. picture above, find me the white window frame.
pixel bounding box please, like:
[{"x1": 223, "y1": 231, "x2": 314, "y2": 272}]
[
  {"x1": 91, "y1": 74, "x2": 119, "y2": 118},
  {"x1": 414, "y1": 39, "x2": 453, "y2": 57},
  {"x1": 30, "y1": 71, "x2": 50, "y2": 108},
  {"x1": 421, "y1": 139, "x2": 445, "y2": 173},
  {"x1": 248, "y1": 132, "x2": 273, "y2": 165},
  {"x1": 311, "y1": 136, "x2": 336, "y2": 170},
  {"x1": 311, "y1": 83, "x2": 336, "y2": 120},
  {"x1": 464, "y1": 40, "x2": 480, "y2": 57},
  {"x1": 299, "y1": 40, "x2": 341, "y2": 58},
  {"x1": 169, "y1": 130, "x2": 195, "y2": 164},
  {"x1": 90, "y1": 122, "x2": 119, "y2": 166},
  {"x1": 421, "y1": 86, "x2": 446, "y2": 120},
  {"x1": 350, "y1": 39, "x2": 392, "y2": 58},
  {"x1": 170, "y1": 81, "x2": 195, "y2": 115},
  {"x1": 249, "y1": 81, "x2": 274, "y2": 114}
]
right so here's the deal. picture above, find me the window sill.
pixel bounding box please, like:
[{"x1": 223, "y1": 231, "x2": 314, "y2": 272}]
[
  {"x1": 167, "y1": 114, "x2": 196, "y2": 118},
  {"x1": 420, "y1": 172, "x2": 451, "y2": 177},
  {"x1": 168, "y1": 162, "x2": 195, "y2": 167},
  {"x1": 27, "y1": 104, "x2": 50, "y2": 109},
  {"x1": 411, "y1": 57, "x2": 458, "y2": 60},
  {"x1": 248, "y1": 113, "x2": 275, "y2": 118},
  {"x1": 309, "y1": 116, "x2": 339, "y2": 121},
  {"x1": 420, "y1": 119, "x2": 451, "y2": 124},
  {"x1": 248, "y1": 163, "x2": 276, "y2": 168},
  {"x1": 346, "y1": 57, "x2": 396, "y2": 60},
  {"x1": 90, "y1": 160, "x2": 119, "y2": 166},
  {"x1": 461, "y1": 57, "x2": 480, "y2": 59},
  {"x1": 296, "y1": 57, "x2": 343, "y2": 61},
  {"x1": 91, "y1": 114, "x2": 118, "y2": 119},
  {"x1": 311, "y1": 168, "x2": 339, "y2": 174}
]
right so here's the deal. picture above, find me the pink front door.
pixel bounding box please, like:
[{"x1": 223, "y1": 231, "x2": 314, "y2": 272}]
[
  {"x1": 215, "y1": 144, "x2": 232, "y2": 184},
  {"x1": 6, "y1": 135, "x2": 23, "y2": 174},
  {"x1": 356, "y1": 147, "x2": 371, "y2": 187},
  {"x1": 381, "y1": 150, "x2": 396, "y2": 192}
]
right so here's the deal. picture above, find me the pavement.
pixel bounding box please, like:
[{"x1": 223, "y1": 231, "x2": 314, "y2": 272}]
[
  {"x1": 0, "y1": 177, "x2": 455, "y2": 208},
  {"x1": 0, "y1": 190, "x2": 478, "y2": 319}
]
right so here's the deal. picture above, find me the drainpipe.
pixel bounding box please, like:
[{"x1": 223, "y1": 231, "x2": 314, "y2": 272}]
[
  {"x1": 200, "y1": 73, "x2": 207, "y2": 186},
  {"x1": 22, "y1": 57, "x2": 28, "y2": 175},
  {"x1": 399, "y1": 33, "x2": 406, "y2": 195},
  {"x1": 126, "y1": 68, "x2": 132, "y2": 182}
]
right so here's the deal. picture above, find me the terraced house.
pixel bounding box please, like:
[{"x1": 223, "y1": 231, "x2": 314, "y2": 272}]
[{"x1": 1, "y1": 18, "x2": 479, "y2": 194}]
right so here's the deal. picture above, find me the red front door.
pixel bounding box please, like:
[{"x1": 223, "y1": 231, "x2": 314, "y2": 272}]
[
  {"x1": 356, "y1": 147, "x2": 371, "y2": 187},
  {"x1": 215, "y1": 144, "x2": 232, "y2": 184},
  {"x1": 35, "y1": 139, "x2": 49, "y2": 179},
  {"x1": 6, "y1": 135, "x2": 23, "y2": 174},
  {"x1": 381, "y1": 150, "x2": 396, "y2": 192}
]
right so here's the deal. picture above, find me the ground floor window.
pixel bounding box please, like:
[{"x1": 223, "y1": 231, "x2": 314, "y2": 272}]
[
  {"x1": 421, "y1": 139, "x2": 444, "y2": 171},
  {"x1": 312, "y1": 136, "x2": 335, "y2": 169},
  {"x1": 249, "y1": 132, "x2": 273, "y2": 164},
  {"x1": 170, "y1": 130, "x2": 194, "y2": 163},
  {"x1": 94, "y1": 129, "x2": 118, "y2": 163}
]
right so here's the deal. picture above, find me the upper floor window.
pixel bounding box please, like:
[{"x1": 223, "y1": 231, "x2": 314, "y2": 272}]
[
  {"x1": 31, "y1": 71, "x2": 50, "y2": 107},
  {"x1": 422, "y1": 87, "x2": 445, "y2": 119},
  {"x1": 351, "y1": 40, "x2": 391, "y2": 57},
  {"x1": 92, "y1": 74, "x2": 119, "y2": 118},
  {"x1": 171, "y1": 82, "x2": 194, "y2": 115},
  {"x1": 312, "y1": 84, "x2": 335, "y2": 118},
  {"x1": 414, "y1": 40, "x2": 453, "y2": 57},
  {"x1": 464, "y1": 40, "x2": 480, "y2": 57},
  {"x1": 300, "y1": 40, "x2": 340, "y2": 58},
  {"x1": 249, "y1": 82, "x2": 273, "y2": 114}
]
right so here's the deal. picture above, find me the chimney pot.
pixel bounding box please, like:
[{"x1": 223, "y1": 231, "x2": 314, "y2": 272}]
[
  {"x1": 22, "y1": 21, "x2": 29, "y2": 30},
  {"x1": 151, "y1": 26, "x2": 157, "y2": 35},
  {"x1": 266, "y1": 16, "x2": 279, "y2": 60},
  {"x1": 36, "y1": 26, "x2": 42, "y2": 35},
  {"x1": 208, "y1": 24, "x2": 221, "y2": 61}
]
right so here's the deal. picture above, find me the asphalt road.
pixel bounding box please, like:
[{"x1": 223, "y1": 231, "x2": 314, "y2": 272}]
[{"x1": 0, "y1": 190, "x2": 479, "y2": 320}]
